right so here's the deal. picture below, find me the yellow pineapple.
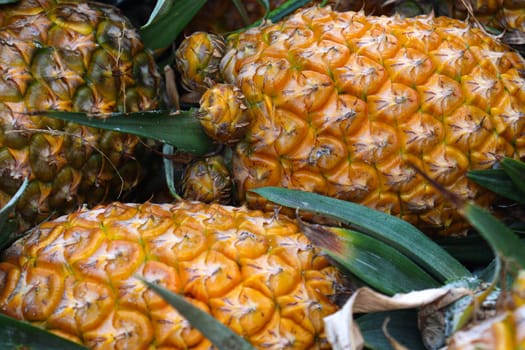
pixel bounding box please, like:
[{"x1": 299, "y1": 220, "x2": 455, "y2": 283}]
[
  {"x1": 181, "y1": 155, "x2": 234, "y2": 204},
  {"x1": 176, "y1": 5, "x2": 525, "y2": 235},
  {"x1": 0, "y1": 0, "x2": 162, "y2": 231},
  {"x1": 0, "y1": 201, "x2": 345, "y2": 349}
]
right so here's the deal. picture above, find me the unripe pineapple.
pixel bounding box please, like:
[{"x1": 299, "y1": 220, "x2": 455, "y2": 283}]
[
  {"x1": 0, "y1": 201, "x2": 345, "y2": 349},
  {"x1": 0, "y1": 0, "x2": 162, "y2": 231},
  {"x1": 176, "y1": 5, "x2": 525, "y2": 235}
]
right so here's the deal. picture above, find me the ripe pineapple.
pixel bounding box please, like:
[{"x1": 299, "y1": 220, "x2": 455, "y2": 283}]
[
  {"x1": 176, "y1": 5, "x2": 525, "y2": 235},
  {"x1": 0, "y1": 0, "x2": 162, "y2": 231},
  {"x1": 0, "y1": 201, "x2": 345, "y2": 349},
  {"x1": 181, "y1": 155, "x2": 234, "y2": 204}
]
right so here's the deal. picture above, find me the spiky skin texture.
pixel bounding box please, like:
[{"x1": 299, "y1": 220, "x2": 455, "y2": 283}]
[
  {"x1": 175, "y1": 32, "x2": 225, "y2": 93},
  {"x1": 181, "y1": 6, "x2": 525, "y2": 235},
  {"x1": 0, "y1": 0, "x2": 162, "y2": 231},
  {"x1": 198, "y1": 84, "x2": 251, "y2": 144},
  {"x1": 182, "y1": 155, "x2": 233, "y2": 204},
  {"x1": 0, "y1": 201, "x2": 344, "y2": 349}
]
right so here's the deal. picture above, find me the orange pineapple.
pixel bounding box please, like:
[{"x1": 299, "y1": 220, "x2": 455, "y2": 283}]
[
  {"x1": 176, "y1": 5, "x2": 525, "y2": 235},
  {"x1": 181, "y1": 155, "x2": 234, "y2": 204},
  {"x1": 0, "y1": 201, "x2": 345, "y2": 349}
]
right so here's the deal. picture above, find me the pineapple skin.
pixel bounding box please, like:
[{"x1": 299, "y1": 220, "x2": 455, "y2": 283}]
[
  {"x1": 0, "y1": 0, "x2": 162, "y2": 231},
  {"x1": 181, "y1": 155, "x2": 234, "y2": 204},
  {"x1": 0, "y1": 201, "x2": 344, "y2": 350},
  {"x1": 208, "y1": 6, "x2": 525, "y2": 235}
]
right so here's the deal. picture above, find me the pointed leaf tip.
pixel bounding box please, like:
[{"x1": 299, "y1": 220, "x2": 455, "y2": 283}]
[
  {"x1": 139, "y1": 277, "x2": 256, "y2": 350},
  {"x1": 0, "y1": 314, "x2": 88, "y2": 349},
  {"x1": 253, "y1": 187, "x2": 471, "y2": 283},
  {"x1": 43, "y1": 110, "x2": 215, "y2": 155}
]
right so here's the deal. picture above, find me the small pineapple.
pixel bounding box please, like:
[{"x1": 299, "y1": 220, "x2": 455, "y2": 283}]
[
  {"x1": 0, "y1": 0, "x2": 162, "y2": 231},
  {"x1": 181, "y1": 155, "x2": 234, "y2": 204},
  {"x1": 0, "y1": 201, "x2": 345, "y2": 349},
  {"x1": 176, "y1": 5, "x2": 525, "y2": 235},
  {"x1": 198, "y1": 83, "x2": 251, "y2": 144}
]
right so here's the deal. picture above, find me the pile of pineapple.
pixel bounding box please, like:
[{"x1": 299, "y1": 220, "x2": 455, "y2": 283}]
[{"x1": 0, "y1": 0, "x2": 524, "y2": 349}]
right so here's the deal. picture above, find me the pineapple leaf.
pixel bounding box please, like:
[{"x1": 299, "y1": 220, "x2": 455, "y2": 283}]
[
  {"x1": 143, "y1": 0, "x2": 174, "y2": 27},
  {"x1": 435, "y1": 234, "x2": 496, "y2": 266},
  {"x1": 0, "y1": 314, "x2": 88, "y2": 349},
  {"x1": 249, "y1": 0, "x2": 314, "y2": 26},
  {"x1": 162, "y1": 144, "x2": 181, "y2": 200},
  {"x1": 463, "y1": 202, "x2": 525, "y2": 270},
  {"x1": 501, "y1": 157, "x2": 525, "y2": 195},
  {"x1": 231, "y1": 0, "x2": 251, "y2": 26},
  {"x1": 0, "y1": 0, "x2": 18, "y2": 3},
  {"x1": 0, "y1": 178, "x2": 28, "y2": 250},
  {"x1": 300, "y1": 222, "x2": 440, "y2": 294},
  {"x1": 139, "y1": 278, "x2": 256, "y2": 350},
  {"x1": 357, "y1": 310, "x2": 426, "y2": 350},
  {"x1": 43, "y1": 110, "x2": 214, "y2": 155},
  {"x1": 253, "y1": 187, "x2": 471, "y2": 283},
  {"x1": 257, "y1": 0, "x2": 271, "y2": 16},
  {"x1": 467, "y1": 168, "x2": 525, "y2": 204},
  {"x1": 139, "y1": 0, "x2": 207, "y2": 50}
]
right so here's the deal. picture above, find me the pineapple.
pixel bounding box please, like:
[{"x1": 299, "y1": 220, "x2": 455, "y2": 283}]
[
  {"x1": 181, "y1": 155, "x2": 234, "y2": 204},
  {"x1": 175, "y1": 5, "x2": 525, "y2": 235},
  {"x1": 0, "y1": 0, "x2": 162, "y2": 231},
  {"x1": 0, "y1": 200, "x2": 345, "y2": 349}
]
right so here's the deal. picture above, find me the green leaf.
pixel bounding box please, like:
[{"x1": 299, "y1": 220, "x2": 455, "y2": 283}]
[
  {"x1": 247, "y1": 0, "x2": 314, "y2": 27},
  {"x1": 231, "y1": 0, "x2": 251, "y2": 26},
  {"x1": 0, "y1": 0, "x2": 18, "y2": 3},
  {"x1": 463, "y1": 202, "x2": 525, "y2": 270},
  {"x1": 139, "y1": 278, "x2": 256, "y2": 350},
  {"x1": 43, "y1": 110, "x2": 214, "y2": 155},
  {"x1": 143, "y1": 0, "x2": 174, "y2": 27},
  {"x1": 253, "y1": 187, "x2": 471, "y2": 283},
  {"x1": 301, "y1": 224, "x2": 440, "y2": 294},
  {"x1": 0, "y1": 314, "x2": 88, "y2": 350},
  {"x1": 162, "y1": 144, "x2": 181, "y2": 200},
  {"x1": 257, "y1": 0, "x2": 271, "y2": 15},
  {"x1": 0, "y1": 178, "x2": 28, "y2": 249},
  {"x1": 139, "y1": 0, "x2": 207, "y2": 50},
  {"x1": 357, "y1": 310, "x2": 426, "y2": 350},
  {"x1": 467, "y1": 168, "x2": 525, "y2": 204},
  {"x1": 501, "y1": 157, "x2": 525, "y2": 196},
  {"x1": 435, "y1": 234, "x2": 495, "y2": 266}
]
